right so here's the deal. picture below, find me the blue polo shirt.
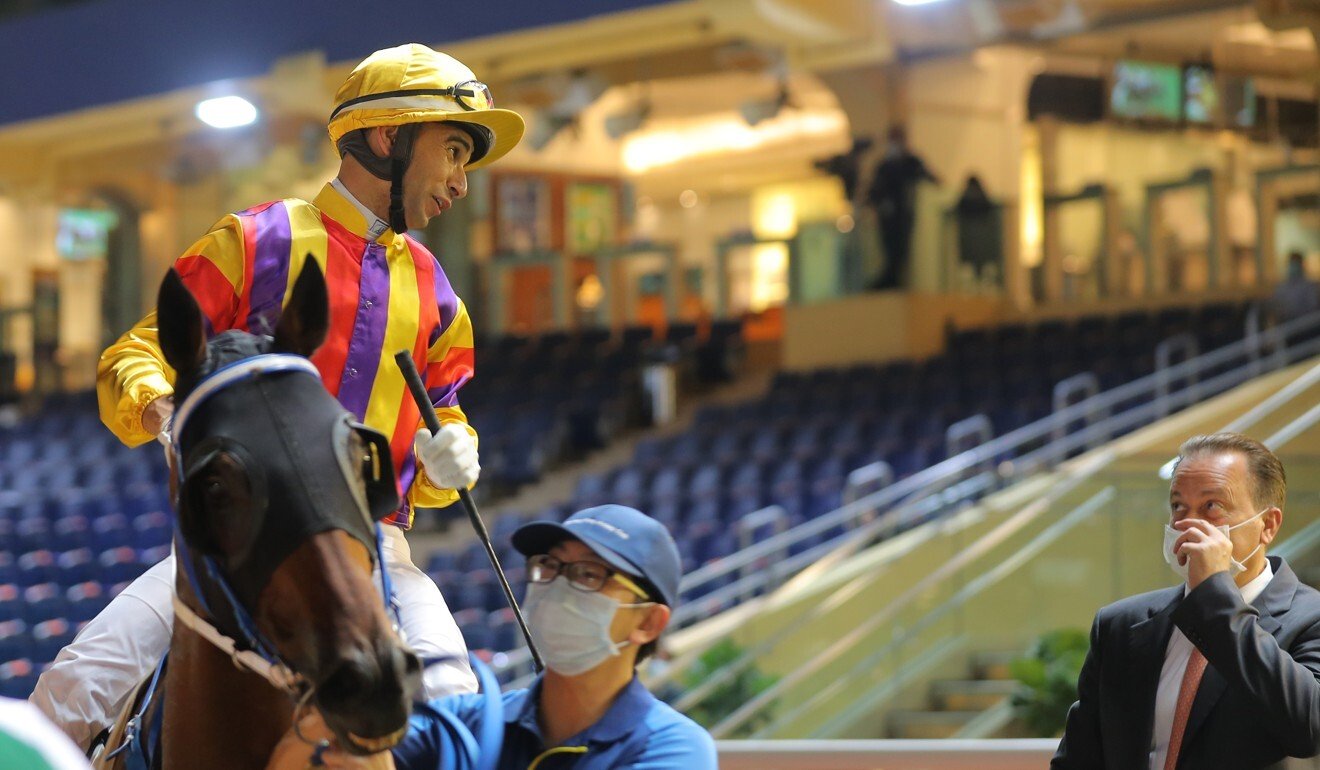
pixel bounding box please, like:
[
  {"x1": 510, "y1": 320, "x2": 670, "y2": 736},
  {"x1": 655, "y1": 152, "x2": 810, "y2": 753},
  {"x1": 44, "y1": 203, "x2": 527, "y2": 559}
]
[{"x1": 392, "y1": 675, "x2": 717, "y2": 770}]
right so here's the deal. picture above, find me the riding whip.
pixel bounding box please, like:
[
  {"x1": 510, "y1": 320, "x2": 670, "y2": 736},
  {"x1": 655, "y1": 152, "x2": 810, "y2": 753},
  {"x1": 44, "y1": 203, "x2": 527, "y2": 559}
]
[{"x1": 393, "y1": 350, "x2": 544, "y2": 672}]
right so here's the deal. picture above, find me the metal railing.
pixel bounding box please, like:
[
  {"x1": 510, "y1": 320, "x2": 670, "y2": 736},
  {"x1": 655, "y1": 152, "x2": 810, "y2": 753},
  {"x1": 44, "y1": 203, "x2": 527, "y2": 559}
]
[
  {"x1": 700, "y1": 355, "x2": 1320, "y2": 738},
  {"x1": 491, "y1": 309, "x2": 1320, "y2": 683}
]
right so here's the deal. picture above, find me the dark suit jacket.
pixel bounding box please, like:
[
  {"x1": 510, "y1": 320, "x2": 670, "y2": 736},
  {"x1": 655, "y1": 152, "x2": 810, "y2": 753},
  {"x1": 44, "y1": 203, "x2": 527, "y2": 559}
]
[{"x1": 1053, "y1": 556, "x2": 1320, "y2": 770}]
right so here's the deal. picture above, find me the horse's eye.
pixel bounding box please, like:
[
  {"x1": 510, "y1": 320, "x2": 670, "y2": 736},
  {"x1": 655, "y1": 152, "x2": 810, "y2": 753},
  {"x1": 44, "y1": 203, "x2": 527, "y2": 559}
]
[{"x1": 204, "y1": 478, "x2": 226, "y2": 502}]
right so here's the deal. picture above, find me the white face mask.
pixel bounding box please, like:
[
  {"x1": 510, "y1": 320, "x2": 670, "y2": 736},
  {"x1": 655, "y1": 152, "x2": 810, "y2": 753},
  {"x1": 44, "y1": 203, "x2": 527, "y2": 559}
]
[
  {"x1": 522, "y1": 578, "x2": 654, "y2": 676},
  {"x1": 1162, "y1": 508, "x2": 1267, "y2": 581}
]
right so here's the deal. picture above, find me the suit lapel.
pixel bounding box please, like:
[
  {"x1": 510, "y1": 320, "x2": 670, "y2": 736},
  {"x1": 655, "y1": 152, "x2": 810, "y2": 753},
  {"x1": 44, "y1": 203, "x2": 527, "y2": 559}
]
[
  {"x1": 1176, "y1": 557, "x2": 1297, "y2": 765},
  {"x1": 1126, "y1": 589, "x2": 1182, "y2": 762}
]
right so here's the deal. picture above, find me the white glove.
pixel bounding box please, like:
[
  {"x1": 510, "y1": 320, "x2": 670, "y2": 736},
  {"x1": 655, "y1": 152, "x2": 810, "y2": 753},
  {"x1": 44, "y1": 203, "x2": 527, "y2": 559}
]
[{"x1": 415, "y1": 423, "x2": 480, "y2": 490}]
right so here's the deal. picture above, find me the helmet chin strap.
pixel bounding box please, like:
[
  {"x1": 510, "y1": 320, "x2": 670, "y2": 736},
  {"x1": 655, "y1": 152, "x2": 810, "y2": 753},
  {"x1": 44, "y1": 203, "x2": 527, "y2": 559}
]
[
  {"x1": 387, "y1": 124, "x2": 420, "y2": 235},
  {"x1": 337, "y1": 125, "x2": 419, "y2": 234},
  {"x1": 389, "y1": 156, "x2": 408, "y2": 235}
]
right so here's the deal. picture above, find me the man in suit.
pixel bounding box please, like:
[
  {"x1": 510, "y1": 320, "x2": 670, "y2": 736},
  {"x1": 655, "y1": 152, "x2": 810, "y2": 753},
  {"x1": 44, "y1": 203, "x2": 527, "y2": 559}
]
[{"x1": 1054, "y1": 432, "x2": 1320, "y2": 770}]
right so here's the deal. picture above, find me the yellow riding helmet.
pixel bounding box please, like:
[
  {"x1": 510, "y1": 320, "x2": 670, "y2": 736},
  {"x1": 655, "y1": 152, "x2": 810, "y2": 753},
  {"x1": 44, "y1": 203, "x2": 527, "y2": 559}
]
[{"x1": 328, "y1": 43, "x2": 525, "y2": 170}]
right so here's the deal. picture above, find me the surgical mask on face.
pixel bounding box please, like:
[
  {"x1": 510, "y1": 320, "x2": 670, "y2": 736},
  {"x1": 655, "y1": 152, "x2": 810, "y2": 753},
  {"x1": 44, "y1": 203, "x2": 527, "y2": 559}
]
[
  {"x1": 522, "y1": 578, "x2": 654, "y2": 676},
  {"x1": 1162, "y1": 509, "x2": 1267, "y2": 581}
]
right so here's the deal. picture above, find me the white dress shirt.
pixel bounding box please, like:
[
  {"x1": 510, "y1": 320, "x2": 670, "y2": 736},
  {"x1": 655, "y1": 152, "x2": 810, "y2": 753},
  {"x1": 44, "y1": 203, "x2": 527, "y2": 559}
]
[{"x1": 1148, "y1": 561, "x2": 1274, "y2": 770}]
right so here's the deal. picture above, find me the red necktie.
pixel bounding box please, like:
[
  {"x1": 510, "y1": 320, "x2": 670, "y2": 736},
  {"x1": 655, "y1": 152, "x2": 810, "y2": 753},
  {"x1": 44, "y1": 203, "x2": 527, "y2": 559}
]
[{"x1": 1164, "y1": 648, "x2": 1208, "y2": 770}]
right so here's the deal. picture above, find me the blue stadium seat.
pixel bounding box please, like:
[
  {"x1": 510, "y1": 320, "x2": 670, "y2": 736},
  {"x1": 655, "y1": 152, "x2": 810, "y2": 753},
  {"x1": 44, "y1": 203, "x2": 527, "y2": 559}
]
[
  {"x1": 30, "y1": 618, "x2": 74, "y2": 664},
  {"x1": 0, "y1": 620, "x2": 26, "y2": 662},
  {"x1": 22, "y1": 583, "x2": 66, "y2": 625},
  {"x1": 16, "y1": 551, "x2": 57, "y2": 587},
  {"x1": 0, "y1": 659, "x2": 37, "y2": 699},
  {"x1": 65, "y1": 581, "x2": 107, "y2": 623},
  {"x1": 98, "y1": 547, "x2": 143, "y2": 586},
  {"x1": 56, "y1": 548, "x2": 95, "y2": 585}
]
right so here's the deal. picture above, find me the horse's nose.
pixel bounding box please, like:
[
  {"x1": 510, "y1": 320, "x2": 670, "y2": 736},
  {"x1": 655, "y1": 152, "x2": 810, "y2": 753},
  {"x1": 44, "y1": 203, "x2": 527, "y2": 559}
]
[{"x1": 317, "y1": 644, "x2": 421, "y2": 740}]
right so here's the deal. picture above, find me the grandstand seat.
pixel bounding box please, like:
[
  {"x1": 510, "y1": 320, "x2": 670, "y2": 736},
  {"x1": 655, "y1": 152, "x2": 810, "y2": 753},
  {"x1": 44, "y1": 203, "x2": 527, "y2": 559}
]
[
  {"x1": 92, "y1": 514, "x2": 131, "y2": 552},
  {"x1": 132, "y1": 511, "x2": 173, "y2": 550},
  {"x1": 65, "y1": 581, "x2": 107, "y2": 623},
  {"x1": 0, "y1": 620, "x2": 26, "y2": 662},
  {"x1": 98, "y1": 547, "x2": 143, "y2": 585},
  {"x1": 56, "y1": 548, "x2": 95, "y2": 585},
  {"x1": 0, "y1": 659, "x2": 37, "y2": 699},
  {"x1": 16, "y1": 550, "x2": 57, "y2": 587},
  {"x1": 22, "y1": 583, "x2": 66, "y2": 625},
  {"x1": 30, "y1": 618, "x2": 74, "y2": 663}
]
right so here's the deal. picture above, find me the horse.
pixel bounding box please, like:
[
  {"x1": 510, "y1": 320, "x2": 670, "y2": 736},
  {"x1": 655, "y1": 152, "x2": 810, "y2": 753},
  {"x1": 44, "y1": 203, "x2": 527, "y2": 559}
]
[{"x1": 98, "y1": 260, "x2": 422, "y2": 769}]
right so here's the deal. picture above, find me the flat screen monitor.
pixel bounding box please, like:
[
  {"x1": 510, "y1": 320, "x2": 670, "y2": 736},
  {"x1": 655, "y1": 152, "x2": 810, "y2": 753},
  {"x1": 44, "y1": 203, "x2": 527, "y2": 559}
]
[
  {"x1": 55, "y1": 208, "x2": 118, "y2": 261},
  {"x1": 1183, "y1": 64, "x2": 1218, "y2": 124},
  {"x1": 1110, "y1": 60, "x2": 1183, "y2": 122},
  {"x1": 1222, "y1": 75, "x2": 1256, "y2": 128}
]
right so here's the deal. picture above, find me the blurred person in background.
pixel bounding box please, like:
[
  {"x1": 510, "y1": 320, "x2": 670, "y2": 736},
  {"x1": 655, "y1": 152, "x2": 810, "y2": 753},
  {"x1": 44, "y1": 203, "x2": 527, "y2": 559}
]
[
  {"x1": 1053, "y1": 433, "x2": 1320, "y2": 770},
  {"x1": 865, "y1": 125, "x2": 939, "y2": 291},
  {"x1": 1271, "y1": 251, "x2": 1319, "y2": 325},
  {"x1": 266, "y1": 505, "x2": 717, "y2": 770},
  {"x1": 31, "y1": 42, "x2": 526, "y2": 751},
  {"x1": 954, "y1": 174, "x2": 1001, "y2": 288}
]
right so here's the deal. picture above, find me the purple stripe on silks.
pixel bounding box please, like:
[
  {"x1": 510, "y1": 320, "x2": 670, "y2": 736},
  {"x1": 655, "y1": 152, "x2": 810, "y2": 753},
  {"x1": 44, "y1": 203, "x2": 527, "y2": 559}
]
[
  {"x1": 426, "y1": 381, "x2": 468, "y2": 409},
  {"x1": 430, "y1": 255, "x2": 460, "y2": 348},
  {"x1": 337, "y1": 243, "x2": 392, "y2": 420},
  {"x1": 244, "y1": 202, "x2": 293, "y2": 336}
]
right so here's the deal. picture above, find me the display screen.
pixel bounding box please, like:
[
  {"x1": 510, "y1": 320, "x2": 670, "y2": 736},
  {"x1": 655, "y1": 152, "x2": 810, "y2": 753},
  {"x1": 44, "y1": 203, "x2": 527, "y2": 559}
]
[
  {"x1": 1110, "y1": 60, "x2": 1183, "y2": 122},
  {"x1": 1183, "y1": 64, "x2": 1218, "y2": 124},
  {"x1": 1222, "y1": 75, "x2": 1256, "y2": 128},
  {"x1": 55, "y1": 208, "x2": 118, "y2": 261}
]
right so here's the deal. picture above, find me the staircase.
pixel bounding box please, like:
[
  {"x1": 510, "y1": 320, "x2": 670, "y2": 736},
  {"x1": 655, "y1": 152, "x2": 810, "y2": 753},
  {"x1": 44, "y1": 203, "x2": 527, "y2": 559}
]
[{"x1": 887, "y1": 650, "x2": 1023, "y2": 739}]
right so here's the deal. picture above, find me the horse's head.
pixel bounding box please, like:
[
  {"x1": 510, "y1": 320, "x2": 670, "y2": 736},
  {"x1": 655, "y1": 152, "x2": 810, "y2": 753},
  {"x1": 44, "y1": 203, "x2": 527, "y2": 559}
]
[{"x1": 157, "y1": 261, "x2": 421, "y2": 753}]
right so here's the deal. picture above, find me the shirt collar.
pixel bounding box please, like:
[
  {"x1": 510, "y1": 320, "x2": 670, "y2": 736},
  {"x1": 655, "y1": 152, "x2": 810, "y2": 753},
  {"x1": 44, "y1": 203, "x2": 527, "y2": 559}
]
[
  {"x1": 1240, "y1": 558, "x2": 1274, "y2": 605},
  {"x1": 511, "y1": 675, "x2": 657, "y2": 746},
  {"x1": 317, "y1": 179, "x2": 394, "y2": 244}
]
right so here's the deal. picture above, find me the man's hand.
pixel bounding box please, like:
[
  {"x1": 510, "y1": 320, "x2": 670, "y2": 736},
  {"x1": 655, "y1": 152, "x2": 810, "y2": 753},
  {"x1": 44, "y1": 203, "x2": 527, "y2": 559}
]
[
  {"x1": 264, "y1": 712, "x2": 394, "y2": 770},
  {"x1": 1171, "y1": 518, "x2": 1234, "y2": 590},
  {"x1": 142, "y1": 396, "x2": 174, "y2": 437},
  {"x1": 415, "y1": 423, "x2": 479, "y2": 491}
]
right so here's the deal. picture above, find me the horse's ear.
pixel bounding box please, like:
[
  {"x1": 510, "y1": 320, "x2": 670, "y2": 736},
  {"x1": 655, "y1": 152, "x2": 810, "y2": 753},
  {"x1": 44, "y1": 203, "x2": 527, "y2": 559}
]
[
  {"x1": 273, "y1": 257, "x2": 329, "y2": 358},
  {"x1": 157, "y1": 269, "x2": 207, "y2": 376}
]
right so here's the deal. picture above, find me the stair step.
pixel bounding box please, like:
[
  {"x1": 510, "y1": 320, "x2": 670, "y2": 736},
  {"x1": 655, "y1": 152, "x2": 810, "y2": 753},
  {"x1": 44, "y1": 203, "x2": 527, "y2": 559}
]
[
  {"x1": 971, "y1": 650, "x2": 1022, "y2": 681},
  {"x1": 930, "y1": 679, "x2": 1020, "y2": 711},
  {"x1": 888, "y1": 710, "x2": 985, "y2": 740}
]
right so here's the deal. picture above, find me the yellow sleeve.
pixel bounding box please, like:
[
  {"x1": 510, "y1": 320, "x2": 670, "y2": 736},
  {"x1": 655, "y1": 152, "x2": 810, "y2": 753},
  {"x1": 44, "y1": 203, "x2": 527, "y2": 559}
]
[
  {"x1": 407, "y1": 298, "x2": 477, "y2": 511},
  {"x1": 96, "y1": 215, "x2": 247, "y2": 446}
]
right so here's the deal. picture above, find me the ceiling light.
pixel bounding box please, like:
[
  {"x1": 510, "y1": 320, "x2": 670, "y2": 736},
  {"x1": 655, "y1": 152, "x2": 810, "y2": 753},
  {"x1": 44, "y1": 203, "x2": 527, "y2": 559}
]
[
  {"x1": 195, "y1": 96, "x2": 258, "y2": 129},
  {"x1": 891, "y1": 0, "x2": 948, "y2": 5}
]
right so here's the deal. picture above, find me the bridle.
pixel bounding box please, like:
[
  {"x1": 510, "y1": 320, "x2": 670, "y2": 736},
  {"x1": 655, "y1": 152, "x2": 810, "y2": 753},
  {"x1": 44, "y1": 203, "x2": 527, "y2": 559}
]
[{"x1": 166, "y1": 354, "x2": 399, "y2": 700}]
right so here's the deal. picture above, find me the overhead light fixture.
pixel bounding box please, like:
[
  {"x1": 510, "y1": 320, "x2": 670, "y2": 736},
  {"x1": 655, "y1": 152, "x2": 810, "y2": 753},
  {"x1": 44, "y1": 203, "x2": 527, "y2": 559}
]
[
  {"x1": 605, "y1": 99, "x2": 651, "y2": 140},
  {"x1": 740, "y1": 81, "x2": 792, "y2": 127},
  {"x1": 891, "y1": 0, "x2": 948, "y2": 5},
  {"x1": 527, "y1": 70, "x2": 609, "y2": 151},
  {"x1": 195, "y1": 96, "x2": 258, "y2": 129}
]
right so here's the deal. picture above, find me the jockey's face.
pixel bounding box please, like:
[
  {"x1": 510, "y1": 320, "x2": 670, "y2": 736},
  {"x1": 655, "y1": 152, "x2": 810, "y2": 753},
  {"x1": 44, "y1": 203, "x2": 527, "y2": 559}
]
[{"x1": 399, "y1": 122, "x2": 471, "y2": 229}]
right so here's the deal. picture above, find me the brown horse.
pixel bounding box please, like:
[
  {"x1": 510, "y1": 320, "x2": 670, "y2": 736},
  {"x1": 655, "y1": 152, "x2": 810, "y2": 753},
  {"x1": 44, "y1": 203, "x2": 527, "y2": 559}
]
[{"x1": 100, "y1": 261, "x2": 421, "y2": 769}]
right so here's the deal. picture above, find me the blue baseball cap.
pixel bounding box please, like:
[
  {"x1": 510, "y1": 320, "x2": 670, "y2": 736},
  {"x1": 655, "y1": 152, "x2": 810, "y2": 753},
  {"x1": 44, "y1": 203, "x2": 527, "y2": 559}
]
[{"x1": 511, "y1": 505, "x2": 683, "y2": 608}]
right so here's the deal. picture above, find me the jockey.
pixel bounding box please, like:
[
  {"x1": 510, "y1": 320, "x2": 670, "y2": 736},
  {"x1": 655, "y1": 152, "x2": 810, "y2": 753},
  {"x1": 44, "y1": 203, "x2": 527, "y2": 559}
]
[{"x1": 30, "y1": 43, "x2": 525, "y2": 751}]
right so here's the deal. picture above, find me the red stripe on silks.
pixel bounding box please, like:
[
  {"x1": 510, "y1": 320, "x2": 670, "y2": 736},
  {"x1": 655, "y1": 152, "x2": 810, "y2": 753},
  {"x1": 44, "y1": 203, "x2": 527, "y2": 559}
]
[
  {"x1": 310, "y1": 215, "x2": 363, "y2": 399},
  {"x1": 174, "y1": 254, "x2": 239, "y2": 335},
  {"x1": 424, "y1": 347, "x2": 474, "y2": 408},
  {"x1": 233, "y1": 211, "x2": 259, "y2": 332}
]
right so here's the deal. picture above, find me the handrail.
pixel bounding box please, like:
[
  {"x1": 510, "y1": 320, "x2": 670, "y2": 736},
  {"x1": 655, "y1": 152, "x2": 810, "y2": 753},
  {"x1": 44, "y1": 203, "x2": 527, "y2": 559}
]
[
  {"x1": 843, "y1": 461, "x2": 894, "y2": 506},
  {"x1": 702, "y1": 357, "x2": 1320, "y2": 738},
  {"x1": 1155, "y1": 332, "x2": 1200, "y2": 417},
  {"x1": 788, "y1": 487, "x2": 1116, "y2": 740},
  {"x1": 1052, "y1": 373, "x2": 1102, "y2": 447},
  {"x1": 491, "y1": 309, "x2": 1320, "y2": 682},
  {"x1": 946, "y1": 414, "x2": 993, "y2": 465},
  {"x1": 715, "y1": 739, "x2": 1057, "y2": 770}
]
